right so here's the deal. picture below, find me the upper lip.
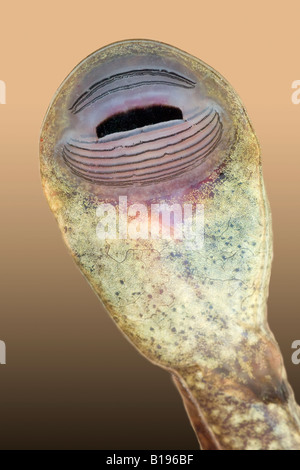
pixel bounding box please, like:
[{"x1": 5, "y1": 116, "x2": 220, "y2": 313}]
[{"x1": 69, "y1": 68, "x2": 196, "y2": 115}]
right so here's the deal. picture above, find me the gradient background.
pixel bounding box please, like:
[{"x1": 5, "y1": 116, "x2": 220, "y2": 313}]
[{"x1": 0, "y1": 0, "x2": 299, "y2": 449}]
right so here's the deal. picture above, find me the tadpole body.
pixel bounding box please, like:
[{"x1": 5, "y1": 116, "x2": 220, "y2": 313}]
[{"x1": 40, "y1": 40, "x2": 300, "y2": 450}]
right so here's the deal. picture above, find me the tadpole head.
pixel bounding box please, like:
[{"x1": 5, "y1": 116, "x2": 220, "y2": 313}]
[{"x1": 40, "y1": 40, "x2": 271, "y2": 374}]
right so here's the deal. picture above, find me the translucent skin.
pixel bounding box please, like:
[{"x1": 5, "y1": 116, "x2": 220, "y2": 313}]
[{"x1": 40, "y1": 40, "x2": 300, "y2": 450}]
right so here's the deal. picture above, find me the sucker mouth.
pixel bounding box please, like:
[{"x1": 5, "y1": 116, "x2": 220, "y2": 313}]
[
  {"x1": 62, "y1": 105, "x2": 223, "y2": 186},
  {"x1": 61, "y1": 63, "x2": 228, "y2": 187}
]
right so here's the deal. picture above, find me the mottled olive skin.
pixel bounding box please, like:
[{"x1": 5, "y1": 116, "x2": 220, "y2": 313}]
[{"x1": 40, "y1": 40, "x2": 300, "y2": 450}]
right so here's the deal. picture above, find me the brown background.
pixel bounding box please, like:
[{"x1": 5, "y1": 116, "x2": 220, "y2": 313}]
[{"x1": 0, "y1": 0, "x2": 299, "y2": 449}]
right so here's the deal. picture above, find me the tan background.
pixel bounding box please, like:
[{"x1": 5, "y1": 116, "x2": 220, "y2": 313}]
[{"x1": 0, "y1": 0, "x2": 299, "y2": 449}]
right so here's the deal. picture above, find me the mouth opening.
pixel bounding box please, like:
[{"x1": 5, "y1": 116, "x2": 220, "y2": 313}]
[{"x1": 96, "y1": 105, "x2": 183, "y2": 139}]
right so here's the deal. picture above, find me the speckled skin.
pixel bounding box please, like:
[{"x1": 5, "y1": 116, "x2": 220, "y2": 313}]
[{"x1": 40, "y1": 40, "x2": 300, "y2": 450}]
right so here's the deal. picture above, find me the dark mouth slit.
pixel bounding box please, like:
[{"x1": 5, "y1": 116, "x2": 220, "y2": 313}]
[{"x1": 96, "y1": 105, "x2": 183, "y2": 139}]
